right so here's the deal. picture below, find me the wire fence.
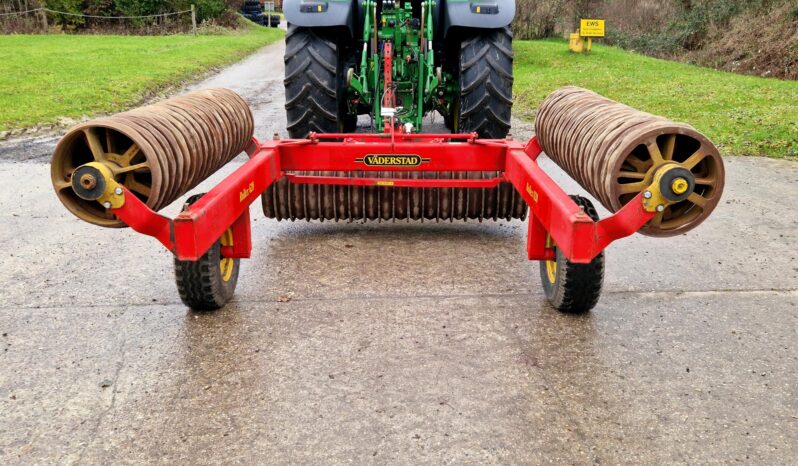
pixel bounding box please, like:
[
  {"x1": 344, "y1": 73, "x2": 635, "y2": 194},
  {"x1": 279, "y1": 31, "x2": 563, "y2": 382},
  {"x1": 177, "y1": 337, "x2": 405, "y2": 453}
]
[
  {"x1": 0, "y1": 5, "x2": 198, "y2": 35},
  {"x1": 0, "y1": 8, "x2": 42, "y2": 18},
  {"x1": 0, "y1": 8, "x2": 192, "y2": 19}
]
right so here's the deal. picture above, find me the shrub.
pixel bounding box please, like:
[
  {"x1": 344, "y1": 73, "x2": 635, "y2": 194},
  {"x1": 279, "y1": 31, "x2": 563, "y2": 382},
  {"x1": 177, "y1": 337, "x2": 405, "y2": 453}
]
[{"x1": 39, "y1": 0, "x2": 242, "y2": 32}]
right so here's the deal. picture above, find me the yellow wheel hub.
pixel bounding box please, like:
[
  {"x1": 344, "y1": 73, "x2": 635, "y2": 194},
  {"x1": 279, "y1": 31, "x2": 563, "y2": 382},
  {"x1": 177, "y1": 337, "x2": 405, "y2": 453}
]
[
  {"x1": 219, "y1": 228, "x2": 234, "y2": 282},
  {"x1": 671, "y1": 177, "x2": 689, "y2": 195},
  {"x1": 545, "y1": 235, "x2": 557, "y2": 284}
]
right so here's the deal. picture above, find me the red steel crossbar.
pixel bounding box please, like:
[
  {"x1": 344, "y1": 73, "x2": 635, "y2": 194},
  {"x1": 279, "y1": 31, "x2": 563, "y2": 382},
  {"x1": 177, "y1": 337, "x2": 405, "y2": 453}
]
[{"x1": 109, "y1": 132, "x2": 655, "y2": 263}]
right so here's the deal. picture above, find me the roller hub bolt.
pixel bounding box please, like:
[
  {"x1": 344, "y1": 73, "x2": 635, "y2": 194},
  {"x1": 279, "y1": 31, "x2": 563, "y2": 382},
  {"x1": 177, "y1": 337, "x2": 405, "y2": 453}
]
[
  {"x1": 671, "y1": 178, "x2": 689, "y2": 195},
  {"x1": 80, "y1": 173, "x2": 97, "y2": 190},
  {"x1": 70, "y1": 164, "x2": 107, "y2": 202},
  {"x1": 658, "y1": 165, "x2": 696, "y2": 203}
]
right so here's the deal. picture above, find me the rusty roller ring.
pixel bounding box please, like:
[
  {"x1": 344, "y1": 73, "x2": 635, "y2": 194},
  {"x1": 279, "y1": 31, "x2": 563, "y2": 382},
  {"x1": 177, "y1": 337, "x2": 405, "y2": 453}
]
[
  {"x1": 183, "y1": 95, "x2": 229, "y2": 166},
  {"x1": 261, "y1": 173, "x2": 527, "y2": 223},
  {"x1": 174, "y1": 94, "x2": 231, "y2": 164},
  {"x1": 208, "y1": 91, "x2": 251, "y2": 160},
  {"x1": 152, "y1": 106, "x2": 200, "y2": 192},
  {"x1": 125, "y1": 110, "x2": 189, "y2": 205},
  {"x1": 52, "y1": 88, "x2": 254, "y2": 227},
  {"x1": 197, "y1": 93, "x2": 238, "y2": 155},
  {"x1": 188, "y1": 89, "x2": 254, "y2": 160},
  {"x1": 169, "y1": 98, "x2": 222, "y2": 182},
  {"x1": 215, "y1": 90, "x2": 254, "y2": 146},
  {"x1": 535, "y1": 86, "x2": 724, "y2": 237},
  {"x1": 154, "y1": 105, "x2": 206, "y2": 190},
  {"x1": 104, "y1": 115, "x2": 176, "y2": 207}
]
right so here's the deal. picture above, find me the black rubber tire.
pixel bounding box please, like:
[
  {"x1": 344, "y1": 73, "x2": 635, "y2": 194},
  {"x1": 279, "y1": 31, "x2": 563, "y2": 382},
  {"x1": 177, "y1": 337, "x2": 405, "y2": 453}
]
[
  {"x1": 539, "y1": 196, "x2": 604, "y2": 314},
  {"x1": 284, "y1": 26, "x2": 354, "y2": 138},
  {"x1": 454, "y1": 27, "x2": 514, "y2": 139},
  {"x1": 174, "y1": 194, "x2": 240, "y2": 311}
]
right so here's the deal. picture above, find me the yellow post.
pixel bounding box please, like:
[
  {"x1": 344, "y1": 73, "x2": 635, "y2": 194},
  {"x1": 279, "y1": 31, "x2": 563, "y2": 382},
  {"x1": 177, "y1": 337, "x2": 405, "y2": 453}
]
[
  {"x1": 587, "y1": 37, "x2": 592, "y2": 52},
  {"x1": 569, "y1": 32, "x2": 584, "y2": 53}
]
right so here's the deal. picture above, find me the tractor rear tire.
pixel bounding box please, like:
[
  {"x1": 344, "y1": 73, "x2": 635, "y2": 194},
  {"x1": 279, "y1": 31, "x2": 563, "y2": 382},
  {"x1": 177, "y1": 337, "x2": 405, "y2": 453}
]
[
  {"x1": 284, "y1": 26, "x2": 355, "y2": 138},
  {"x1": 454, "y1": 27, "x2": 514, "y2": 139},
  {"x1": 174, "y1": 194, "x2": 240, "y2": 311},
  {"x1": 539, "y1": 196, "x2": 604, "y2": 314}
]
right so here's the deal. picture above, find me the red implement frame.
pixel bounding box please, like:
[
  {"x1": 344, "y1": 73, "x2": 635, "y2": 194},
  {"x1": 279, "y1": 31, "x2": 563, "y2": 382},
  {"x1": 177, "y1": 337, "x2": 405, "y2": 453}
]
[{"x1": 109, "y1": 130, "x2": 655, "y2": 263}]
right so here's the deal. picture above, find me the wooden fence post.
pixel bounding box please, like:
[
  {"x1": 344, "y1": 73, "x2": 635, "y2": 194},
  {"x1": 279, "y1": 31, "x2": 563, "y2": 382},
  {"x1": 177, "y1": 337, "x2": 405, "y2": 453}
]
[
  {"x1": 40, "y1": 8, "x2": 48, "y2": 33},
  {"x1": 191, "y1": 4, "x2": 197, "y2": 36}
]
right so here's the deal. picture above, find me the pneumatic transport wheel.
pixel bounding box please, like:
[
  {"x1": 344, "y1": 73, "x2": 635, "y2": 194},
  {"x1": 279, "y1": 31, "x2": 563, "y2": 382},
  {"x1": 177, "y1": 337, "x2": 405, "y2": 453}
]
[
  {"x1": 174, "y1": 194, "x2": 240, "y2": 311},
  {"x1": 539, "y1": 195, "x2": 604, "y2": 314}
]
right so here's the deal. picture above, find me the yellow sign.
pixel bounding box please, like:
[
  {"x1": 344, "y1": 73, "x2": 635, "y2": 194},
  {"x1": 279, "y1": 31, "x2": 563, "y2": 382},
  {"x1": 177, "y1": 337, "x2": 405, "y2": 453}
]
[{"x1": 580, "y1": 19, "x2": 605, "y2": 38}]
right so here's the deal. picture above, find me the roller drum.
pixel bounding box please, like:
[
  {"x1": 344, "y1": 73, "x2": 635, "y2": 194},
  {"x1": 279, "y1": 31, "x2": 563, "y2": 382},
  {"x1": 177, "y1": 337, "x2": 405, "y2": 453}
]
[
  {"x1": 261, "y1": 173, "x2": 527, "y2": 223},
  {"x1": 535, "y1": 87, "x2": 724, "y2": 236},
  {"x1": 51, "y1": 89, "x2": 254, "y2": 227}
]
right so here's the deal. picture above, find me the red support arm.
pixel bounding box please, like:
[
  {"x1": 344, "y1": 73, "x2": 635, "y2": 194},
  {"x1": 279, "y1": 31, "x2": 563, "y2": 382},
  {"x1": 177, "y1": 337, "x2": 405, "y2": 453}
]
[
  {"x1": 504, "y1": 146, "x2": 655, "y2": 263},
  {"x1": 594, "y1": 196, "x2": 657, "y2": 252},
  {"x1": 111, "y1": 147, "x2": 280, "y2": 261},
  {"x1": 110, "y1": 189, "x2": 175, "y2": 253},
  {"x1": 108, "y1": 133, "x2": 656, "y2": 265},
  {"x1": 173, "y1": 148, "x2": 279, "y2": 261}
]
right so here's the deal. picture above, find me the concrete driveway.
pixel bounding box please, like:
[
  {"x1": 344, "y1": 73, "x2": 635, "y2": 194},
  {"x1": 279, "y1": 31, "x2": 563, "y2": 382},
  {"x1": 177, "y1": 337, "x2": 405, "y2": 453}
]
[{"x1": 1, "y1": 40, "x2": 797, "y2": 464}]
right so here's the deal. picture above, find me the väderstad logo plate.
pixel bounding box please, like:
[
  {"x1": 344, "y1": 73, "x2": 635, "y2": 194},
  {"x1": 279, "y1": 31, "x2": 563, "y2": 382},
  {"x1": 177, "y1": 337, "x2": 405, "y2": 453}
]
[{"x1": 356, "y1": 154, "x2": 431, "y2": 167}]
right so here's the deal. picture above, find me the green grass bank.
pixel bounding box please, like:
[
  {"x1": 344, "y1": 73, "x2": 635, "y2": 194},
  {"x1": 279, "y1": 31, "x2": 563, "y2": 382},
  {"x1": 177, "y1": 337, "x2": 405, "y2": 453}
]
[
  {"x1": 514, "y1": 39, "x2": 798, "y2": 158},
  {"x1": 0, "y1": 24, "x2": 283, "y2": 134}
]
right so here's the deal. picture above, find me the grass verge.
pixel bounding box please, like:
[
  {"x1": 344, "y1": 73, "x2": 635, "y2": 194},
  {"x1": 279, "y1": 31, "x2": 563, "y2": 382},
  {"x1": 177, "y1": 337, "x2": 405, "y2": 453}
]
[
  {"x1": 514, "y1": 39, "x2": 798, "y2": 158},
  {"x1": 0, "y1": 23, "x2": 283, "y2": 134}
]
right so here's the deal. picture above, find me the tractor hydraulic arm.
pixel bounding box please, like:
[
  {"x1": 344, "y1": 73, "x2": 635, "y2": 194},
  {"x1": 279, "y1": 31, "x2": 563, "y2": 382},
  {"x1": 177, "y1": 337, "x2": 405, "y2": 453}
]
[{"x1": 348, "y1": 0, "x2": 449, "y2": 133}]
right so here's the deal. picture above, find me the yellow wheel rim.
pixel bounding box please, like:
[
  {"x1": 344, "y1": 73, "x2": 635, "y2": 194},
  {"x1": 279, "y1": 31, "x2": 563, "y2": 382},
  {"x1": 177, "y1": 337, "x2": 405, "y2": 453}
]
[
  {"x1": 219, "y1": 228, "x2": 234, "y2": 282},
  {"x1": 545, "y1": 235, "x2": 557, "y2": 284}
]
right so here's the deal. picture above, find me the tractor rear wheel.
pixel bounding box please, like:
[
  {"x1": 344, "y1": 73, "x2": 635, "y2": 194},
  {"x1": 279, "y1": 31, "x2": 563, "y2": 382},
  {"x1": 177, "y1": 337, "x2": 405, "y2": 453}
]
[
  {"x1": 454, "y1": 27, "x2": 514, "y2": 139},
  {"x1": 284, "y1": 26, "x2": 355, "y2": 138},
  {"x1": 539, "y1": 196, "x2": 604, "y2": 314}
]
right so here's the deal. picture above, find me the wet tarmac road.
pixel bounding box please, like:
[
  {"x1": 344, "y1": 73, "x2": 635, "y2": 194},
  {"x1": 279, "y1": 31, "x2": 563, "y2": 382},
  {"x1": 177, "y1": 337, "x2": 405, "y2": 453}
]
[{"x1": 1, "y1": 41, "x2": 797, "y2": 464}]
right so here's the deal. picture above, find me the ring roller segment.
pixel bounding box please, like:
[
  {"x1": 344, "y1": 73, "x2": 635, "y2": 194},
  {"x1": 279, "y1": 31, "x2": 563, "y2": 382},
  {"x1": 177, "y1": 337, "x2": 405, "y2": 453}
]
[
  {"x1": 51, "y1": 88, "x2": 254, "y2": 228},
  {"x1": 261, "y1": 172, "x2": 528, "y2": 223},
  {"x1": 262, "y1": 167, "x2": 527, "y2": 222},
  {"x1": 535, "y1": 87, "x2": 725, "y2": 237}
]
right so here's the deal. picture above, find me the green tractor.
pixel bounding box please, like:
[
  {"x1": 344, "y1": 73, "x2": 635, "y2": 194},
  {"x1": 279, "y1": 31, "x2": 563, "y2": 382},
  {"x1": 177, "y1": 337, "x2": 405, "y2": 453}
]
[{"x1": 282, "y1": 0, "x2": 515, "y2": 138}]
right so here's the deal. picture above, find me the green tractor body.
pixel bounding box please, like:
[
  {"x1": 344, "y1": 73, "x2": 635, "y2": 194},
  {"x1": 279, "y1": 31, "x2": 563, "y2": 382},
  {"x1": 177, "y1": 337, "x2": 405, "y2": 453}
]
[
  {"x1": 283, "y1": 0, "x2": 515, "y2": 137},
  {"x1": 348, "y1": 0, "x2": 453, "y2": 132}
]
